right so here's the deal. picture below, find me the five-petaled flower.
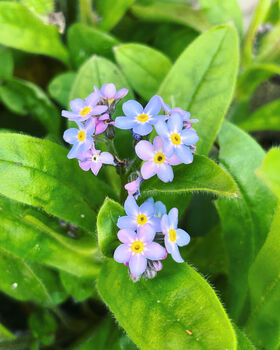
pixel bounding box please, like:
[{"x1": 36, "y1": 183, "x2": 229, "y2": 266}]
[
  {"x1": 161, "y1": 208, "x2": 190, "y2": 263},
  {"x1": 117, "y1": 195, "x2": 161, "y2": 233},
  {"x1": 135, "y1": 136, "x2": 181, "y2": 183},
  {"x1": 113, "y1": 228, "x2": 166, "y2": 276},
  {"x1": 62, "y1": 91, "x2": 107, "y2": 122},
  {"x1": 94, "y1": 83, "x2": 128, "y2": 106},
  {"x1": 63, "y1": 118, "x2": 95, "y2": 159},
  {"x1": 78, "y1": 143, "x2": 115, "y2": 175},
  {"x1": 155, "y1": 112, "x2": 199, "y2": 164},
  {"x1": 115, "y1": 95, "x2": 164, "y2": 136}
]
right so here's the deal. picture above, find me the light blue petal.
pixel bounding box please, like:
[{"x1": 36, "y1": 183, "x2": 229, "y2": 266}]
[
  {"x1": 163, "y1": 139, "x2": 174, "y2": 157},
  {"x1": 155, "y1": 120, "x2": 169, "y2": 138},
  {"x1": 167, "y1": 112, "x2": 183, "y2": 132},
  {"x1": 175, "y1": 145, "x2": 193, "y2": 164},
  {"x1": 117, "y1": 216, "x2": 137, "y2": 230},
  {"x1": 123, "y1": 100, "x2": 143, "y2": 117},
  {"x1": 157, "y1": 164, "x2": 174, "y2": 183},
  {"x1": 124, "y1": 196, "x2": 139, "y2": 217},
  {"x1": 114, "y1": 244, "x2": 131, "y2": 263},
  {"x1": 154, "y1": 201, "x2": 167, "y2": 217},
  {"x1": 181, "y1": 129, "x2": 199, "y2": 145},
  {"x1": 138, "y1": 225, "x2": 156, "y2": 242},
  {"x1": 133, "y1": 123, "x2": 153, "y2": 136},
  {"x1": 170, "y1": 243, "x2": 184, "y2": 263},
  {"x1": 129, "y1": 254, "x2": 147, "y2": 276},
  {"x1": 70, "y1": 98, "x2": 85, "y2": 112},
  {"x1": 168, "y1": 208, "x2": 178, "y2": 229},
  {"x1": 63, "y1": 128, "x2": 78, "y2": 144},
  {"x1": 161, "y1": 214, "x2": 170, "y2": 234},
  {"x1": 115, "y1": 117, "x2": 136, "y2": 130},
  {"x1": 85, "y1": 118, "x2": 95, "y2": 135},
  {"x1": 176, "y1": 229, "x2": 190, "y2": 247},
  {"x1": 86, "y1": 91, "x2": 99, "y2": 106},
  {"x1": 144, "y1": 95, "x2": 161, "y2": 116},
  {"x1": 150, "y1": 217, "x2": 161, "y2": 232},
  {"x1": 140, "y1": 200, "x2": 154, "y2": 217},
  {"x1": 101, "y1": 83, "x2": 116, "y2": 99},
  {"x1": 144, "y1": 242, "x2": 166, "y2": 260},
  {"x1": 61, "y1": 110, "x2": 79, "y2": 119}
]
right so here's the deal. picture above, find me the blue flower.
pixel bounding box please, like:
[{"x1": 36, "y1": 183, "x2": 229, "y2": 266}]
[
  {"x1": 63, "y1": 118, "x2": 95, "y2": 159},
  {"x1": 61, "y1": 90, "x2": 107, "y2": 123},
  {"x1": 115, "y1": 95, "x2": 164, "y2": 136},
  {"x1": 146, "y1": 198, "x2": 167, "y2": 218},
  {"x1": 117, "y1": 196, "x2": 161, "y2": 234},
  {"x1": 94, "y1": 83, "x2": 128, "y2": 105},
  {"x1": 161, "y1": 208, "x2": 190, "y2": 263},
  {"x1": 155, "y1": 112, "x2": 199, "y2": 164}
]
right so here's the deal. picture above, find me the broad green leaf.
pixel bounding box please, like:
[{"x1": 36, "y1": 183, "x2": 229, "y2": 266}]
[
  {"x1": 245, "y1": 202, "x2": 280, "y2": 350},
  {"x1": 97, "y1": 0, "x2": 134, "y2": 31},
  {"x1": 114, "y1": 43, "x2": 172, "y2": 100},
  {"x1": 158, "y1": 25, "x2": 239, "y2": 155},
  {"x1": 98, "y1": 258, "x2": 237, "y2": 350},
  {"x1": 0, "y1": 78, "x2": 60, "y2": 134},
  {"x1": 141, "y1": 155, "x2": 238, "y2": 205},
  {"x1": 131, "y1": 1, "x2": 210, "y2": 32},
  {"x1": 22, "y1": 0, "x2": 54, "y2": 15},
  {"x1": 215, "y1": 121, "x2": 277, "y2": 321},
  {"x1": 257, "y1": 23, "x2": 280, "y2": 63},
  {"x1": 237, "y1": 99, "x2": 280, "y2": 132},
  {"x1": 256, "y1": 147, "x2": 280, "y2": 197},
  {"x1": 0, "y1": 324, "x2": 15, "y2": 342},
  {"x1": 48, "y1": 72, "x2": 76, "y2": 108},
  {"x1": 119, "y1": 336, "x2": 138, "y2": 350},
  {"x1": 0, "y1": 247, "x2": 67, "y2": 306},
  {"x1": 200, "y1": 0, "x2": 242, "y2": 36},
  {"x1": 234, "y1": 326, "x2": 256, "y2": 350},
  {"x1": 0, "y1": 2, "x2": 69, "y2": 64},
  {"x1": 0, "y1": 133, "x2": 115, "y2": 234},
  {"x1": 29, "y1": 310, "x2": 57, "y2": 346},
  {"x1": 236, "y1": 63, "x2": 280, "y2": 100},
  {"x1": 97, "y1": 198, "x2": 125, "y2": 258},
  {"x1": 67, "y1": 23, "x2": 120, "y2": 68},
  {"x1": 0, "y1": 45, "x2": 13, "y2": 79},
  {"x1": 59, "y1": 271, "x2": 95, "y2": 301},
  {"x1": 0, "y1": 196, "x2": 101, "y2": 277},
  {"x1": 69, "y1": 55, "x2": 134, "y2": 159}
]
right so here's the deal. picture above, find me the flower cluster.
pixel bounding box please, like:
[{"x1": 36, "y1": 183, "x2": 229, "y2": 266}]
[{"x1": 62, "y1": 84, "x2": 198, "y2": 281}]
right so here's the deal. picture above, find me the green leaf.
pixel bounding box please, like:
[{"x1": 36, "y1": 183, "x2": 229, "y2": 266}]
[
  {"x1": 0, "y1": 45, "x2": 13, "y2": 79},
  {"x1": 215, "y1": 121, "x2": 277, "y2": 321},
  {"x1": 257, "y1": 23, "x2": 280, "y2": 63},
  {"x1": 141, "y1": 155, "x2": 238, "y2": 204},
  {"x1": 119, "y1": 336, "x2": 138, "y2": 350},
  {"x1": 97, "y1": 198, "x2": 125, "y2": 258},
  {"x1": 131, "y1": 1, "x2": 210, "y2": 32},
  {"x1": 245, "y1": 201, "x2": 280, "y2": 350},
  {"x1": 0, "y1": 2, "x2": 69, "y2": 64},
  {"x1": 29, "y1": 310, "x2": 57, "y2": 346},
  {"x1": 234, "y1": 325, "x2": 256, "y2": 350},
  {"x1": 256, "y1": 147, "x2": 280, "y2": 198},
  {"x1": 48, "y1": 72, "x2": 76, "y2": 108},
  {"x1": 0, "y1": 78, "x2": 60, "y2": 134},
  {"x1": 98, "y1": 258, "x2": 237, "y2": 350},
  {"x1": 237, "y1": 99, "x2": 280, "y2": 132},
  {"x1": 69, "y1": 55, "x2": 134, "y2": 159},
  {"x1": 67, "y1": 23, "x2": 120, "y2": 68},
  {"x1": 158, "y1": 25, "x2": 239, "y2": 155},
  {"x1": 0, "y1": 247, "x2": 67, "y2": 306},
  {"x1": 97, "y1": 0, "x2": 134, "y2": 31},
  {"x1": 59, "y1": 271, "x2": 95, "y2": 302},
  {"x1": 200, "y1": 0, "x2": 243, "y2": 37},
  {"x1": 22, "y1": 0, "x2": 54, "y2": 15},
  {"x1": 114, "y1": 43, "x2": 172, "y2": 100},
  {"x1": 0, "y1": 324, "x2": 15, "y2": 342},
  {"x1": 0, "y1": 133, "x2": 116, "y2": 234},
  {"x1": 0, "y1": 195, "x2": 101, "y2": 277}
]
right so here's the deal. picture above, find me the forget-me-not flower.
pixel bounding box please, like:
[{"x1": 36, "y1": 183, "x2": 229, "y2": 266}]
[{"x1": 94, "y1": 83, "x2": 128, "y2": 105}]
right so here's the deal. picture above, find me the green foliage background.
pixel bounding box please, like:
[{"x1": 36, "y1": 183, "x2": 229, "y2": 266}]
[{"x1": 0, "y1": 0, "x2": 280, "y2": 349}]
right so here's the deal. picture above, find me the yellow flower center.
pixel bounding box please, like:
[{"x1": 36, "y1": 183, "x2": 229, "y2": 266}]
[
  {"x1": 80, "y1": 106, "x2": 91, "y2": 116},
  {"x1": 137, "y1": 214, "x2": 148, "y2": 225},
  {"x1": 108, "y1": 98, "x2": 114, "y2": 105},
  {"x1": 137, "y1": 113, "x2": 149, "y2": 123},
  {"x1": 154, "y1": 153, "x2": 165, "y2": 164},
  {"x1": 131, "y1": 241, "x2": 144, "y2": 254},
  {"x1": 78, "y1": 130, "x2": 86, "y2": 142},
  {"x1": 171, "y1": 133, "x2": 181, "y2": 145},
  {"x1": 169, "y1": 229, "x2": 177, "y2": 242}
]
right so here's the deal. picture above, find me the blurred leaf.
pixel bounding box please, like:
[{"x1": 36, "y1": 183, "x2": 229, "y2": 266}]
[
  {"x1": 257, "y1": 23, "x2": 280, "y2": 63},
  {"x1": 0, "y1": 2, "x2": 69, "y2": 64},
  {"x1": 131, "y1": 1, "x2": 210, "y2": 32},
  {"x1": 22, "y1": 0, "x2": 54, "y2": 15},
  {"x1": 98, "y1": 258, "x2": 237, "y2": 350},
  {"x1": 97, "y1": 0, "x2": 134, "y2": 31},
  {"x1": 119, "y1": 336, "x2": 138, "y2": 350},
  {"x1": 237, "y1": 99, "x2": 280, "y2": 132},
  {"x1": 59, "y1": 271, "x2": 95, "y2": 301},
  {"x1": 29, "y1": 310, "x2": 57, "y2": 346},
  {"x1": 0, "y1": 78, "x2": 60, "y2": 135},
  {"x1": 0, "y1": 195, "x2": 101, "y2": 277},
  {"x1": 0, "y1": 133, "x2": 116, "y2": 234},
  {"x1": 0, "y1": 324, "x2": 15, "y2": 342},
  {"x1": 67, "y1": 23, "x2": 120, "y2": 68},
  {"x1": 245, "y1": 201, "x2": 280, "y2": 350},
  {"x1": 200, "y1": 0, "x2": 243, "y2": 37},
  {"x1": 48, "y1": 72, "x2": 76, "y2": 108},
  {"x1": 114, "y1": 43, "x2": 171, "y2": 100},
  {"x1": 0, "y1": 247, "x2": 67, "y2": 306},
  {"x1": 216, "y1": 121, "x2": 277, "y2": 321},
  {"x1": 234, "y1": 325, "x2": 256, "y2": 349},
  {"x1": 69, "y1": 55, "x2": 134, "y2": 159},
  {"x1": 236, "y1": 63, "x2": 280, "y2": 100},
  {"x1": 97, "y1": 198, "x2": 125, "y2": 258},
  {"x1": 256, "y1": 147, "x2": 280, "y2": 197},
  {"x1": 158, "y1": 25, "x2": 239, "y2": 155},
  {"x1": 242, "y1": 0, "x2": 271, "y2": 66},
  {"x1": 0, "y1": 46, "x2": 13, "y2": 79}
]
